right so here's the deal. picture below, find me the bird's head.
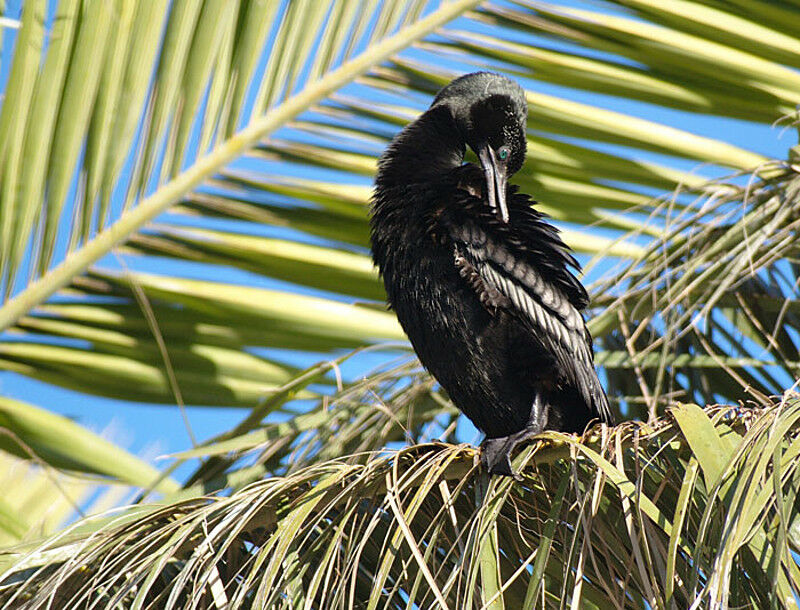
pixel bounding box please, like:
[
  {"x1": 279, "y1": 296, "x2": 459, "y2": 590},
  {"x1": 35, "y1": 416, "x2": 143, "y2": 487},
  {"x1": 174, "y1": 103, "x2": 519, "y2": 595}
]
[{"x1": 432, "y1": 72, "x2": 527, "y2": 223}]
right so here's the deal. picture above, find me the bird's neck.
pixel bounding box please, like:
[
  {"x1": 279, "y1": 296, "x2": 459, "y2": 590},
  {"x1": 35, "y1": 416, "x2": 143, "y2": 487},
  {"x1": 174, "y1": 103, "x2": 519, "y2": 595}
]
[
  {"x1": 370, "y1": 106, "x2": 465, "y2": 290},
  {"x1": 375, "y1": 105, "x2": 465, "y2": 190}
]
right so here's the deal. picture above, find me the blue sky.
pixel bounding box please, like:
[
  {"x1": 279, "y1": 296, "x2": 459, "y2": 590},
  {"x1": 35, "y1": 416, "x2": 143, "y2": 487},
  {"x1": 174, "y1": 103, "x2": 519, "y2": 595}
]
[{"x1": 0, "y1": 0, "x2": 796, "y2": 483}]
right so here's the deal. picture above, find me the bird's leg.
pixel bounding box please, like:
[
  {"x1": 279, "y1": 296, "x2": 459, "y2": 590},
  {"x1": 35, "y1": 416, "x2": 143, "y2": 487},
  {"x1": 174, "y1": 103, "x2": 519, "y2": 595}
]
[
  {"x1": 527, "y1": 391, "x2": 548, "y2": 435},
  {"x1": 481, "y1": 394, "x2": 548, "y2": 479}
]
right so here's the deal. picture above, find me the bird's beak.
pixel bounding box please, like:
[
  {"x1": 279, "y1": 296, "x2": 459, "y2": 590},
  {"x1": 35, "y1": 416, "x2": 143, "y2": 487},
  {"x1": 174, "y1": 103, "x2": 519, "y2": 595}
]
[{"x1": 476, "y1": 145, "x2": 509, "y2": 223}]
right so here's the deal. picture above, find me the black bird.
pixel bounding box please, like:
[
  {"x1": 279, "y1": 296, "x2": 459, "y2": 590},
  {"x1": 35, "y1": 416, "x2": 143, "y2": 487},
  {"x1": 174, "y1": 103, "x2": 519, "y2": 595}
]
[{"x1": 370, "y1": 72, "x2": 613, "y2": 476}]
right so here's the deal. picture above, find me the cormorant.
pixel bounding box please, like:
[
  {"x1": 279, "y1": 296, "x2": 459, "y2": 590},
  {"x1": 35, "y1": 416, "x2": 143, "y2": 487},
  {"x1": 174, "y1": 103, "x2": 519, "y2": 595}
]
[{"x1": 370, "y1": 72, "x2": 613, "y2": 477}]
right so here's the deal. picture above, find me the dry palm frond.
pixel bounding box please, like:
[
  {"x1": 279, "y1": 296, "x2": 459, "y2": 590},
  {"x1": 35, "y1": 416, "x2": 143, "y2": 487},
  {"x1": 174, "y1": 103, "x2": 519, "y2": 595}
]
[
  {"x1": 2, "y1": 396, "x2": 798, "y2": 609},
  {"x1": 592, "y1": 165, "x2": 800, "y2": 418}
]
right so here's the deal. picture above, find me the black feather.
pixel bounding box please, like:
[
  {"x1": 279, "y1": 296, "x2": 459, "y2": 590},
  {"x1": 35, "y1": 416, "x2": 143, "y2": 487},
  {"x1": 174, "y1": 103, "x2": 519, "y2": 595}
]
[{"x1": 370, "y1": 72, "x2": 612, "y2": 476}]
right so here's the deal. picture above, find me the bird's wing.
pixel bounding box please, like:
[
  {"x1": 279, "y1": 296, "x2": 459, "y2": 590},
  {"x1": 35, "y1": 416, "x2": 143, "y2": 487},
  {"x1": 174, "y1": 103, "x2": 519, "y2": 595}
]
[{"x1": 450, "y1": 223, "x2": 612, "y2": 424}]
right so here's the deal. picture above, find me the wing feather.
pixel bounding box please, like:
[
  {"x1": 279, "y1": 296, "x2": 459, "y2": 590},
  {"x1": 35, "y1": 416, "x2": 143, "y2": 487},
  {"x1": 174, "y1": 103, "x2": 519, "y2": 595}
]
[
  {"x1": 454, "y1": 230, "x2": 612, "y2": 424},
  {"x1": 436, "y1": 166, "x2": 611, "y2": 424}
]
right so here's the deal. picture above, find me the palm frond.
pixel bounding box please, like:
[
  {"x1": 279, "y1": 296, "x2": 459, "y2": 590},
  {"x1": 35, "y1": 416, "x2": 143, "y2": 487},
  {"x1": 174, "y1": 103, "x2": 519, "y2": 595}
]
[
  {"x1": 0, "y1": 396, "x2": 178, "y2": 493},
  {"x1": 593, "y1": 167, "x2": 800, "y2": 417},
  {"x1": 2, "y1": 398, "x2": 798, "y2": 608},
  {"x1": 0, "y1": 443, "x2": 137, "y2": 550},
  {"x1": 0, "y1": 0, "x2": 798, "y2": 540},
  {"x1": 1, "y1": 0, "x2": 792, "y2": 416}
]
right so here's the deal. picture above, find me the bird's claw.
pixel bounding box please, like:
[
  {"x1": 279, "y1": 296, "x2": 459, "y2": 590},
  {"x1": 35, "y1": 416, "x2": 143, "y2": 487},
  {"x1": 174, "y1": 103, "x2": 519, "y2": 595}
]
[{"x1": 480, "y1": 436, "x2": 523, "y2": 480}]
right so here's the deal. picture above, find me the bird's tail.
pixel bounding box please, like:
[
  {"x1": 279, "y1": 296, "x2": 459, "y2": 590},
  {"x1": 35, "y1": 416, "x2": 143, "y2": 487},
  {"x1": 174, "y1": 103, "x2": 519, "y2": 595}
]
[
  {"x1": 576, "y1": 357, "x2": 614, "y2": 427},
  {"x1": 550, "y1": 350, "x2": 614, "y2": 432}
]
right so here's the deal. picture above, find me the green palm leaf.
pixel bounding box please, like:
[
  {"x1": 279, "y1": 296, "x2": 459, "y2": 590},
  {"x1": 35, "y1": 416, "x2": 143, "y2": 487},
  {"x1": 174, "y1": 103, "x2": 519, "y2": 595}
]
[{"x1": 0, "y1": 0, "x2": 789, "y2": 416}]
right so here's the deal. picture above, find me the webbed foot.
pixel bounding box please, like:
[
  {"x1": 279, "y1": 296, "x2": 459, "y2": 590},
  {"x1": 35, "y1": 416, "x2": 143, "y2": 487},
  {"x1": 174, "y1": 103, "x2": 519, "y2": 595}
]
[
  {"x1": 480, "y1": 436, "x2": 518, "y2": 479},
  {"x1": 480, "y1": 394, "x2": 548, "y2": 479},
  {"x1": 480, "y1": 427, "x2": 543, "y2": 480}
]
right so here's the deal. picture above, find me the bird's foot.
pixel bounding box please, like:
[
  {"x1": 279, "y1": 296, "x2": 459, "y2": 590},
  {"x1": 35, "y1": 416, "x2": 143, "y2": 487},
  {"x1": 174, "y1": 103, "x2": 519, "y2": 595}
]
[
  {"x1": 480, "y1": 436, "x2": 518, "y2": 479},
  {"x1": 480, "y1": 426, "x2": 542, "y2": 480}
]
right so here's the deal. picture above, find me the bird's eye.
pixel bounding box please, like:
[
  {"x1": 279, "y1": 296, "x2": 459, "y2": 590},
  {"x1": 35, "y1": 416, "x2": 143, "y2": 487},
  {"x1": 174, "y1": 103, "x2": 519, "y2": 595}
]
[{"x1": 498, "y1": 147, "x2": 510, "y2": 161}]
